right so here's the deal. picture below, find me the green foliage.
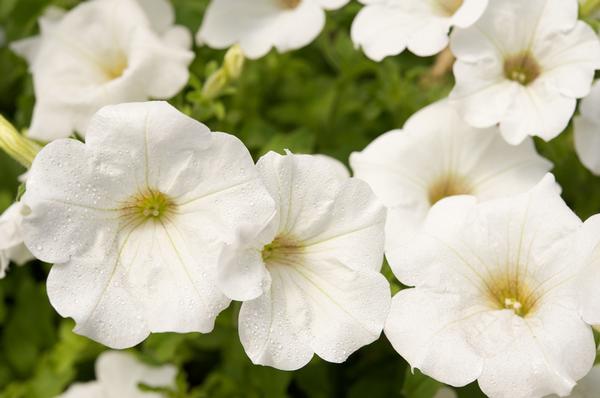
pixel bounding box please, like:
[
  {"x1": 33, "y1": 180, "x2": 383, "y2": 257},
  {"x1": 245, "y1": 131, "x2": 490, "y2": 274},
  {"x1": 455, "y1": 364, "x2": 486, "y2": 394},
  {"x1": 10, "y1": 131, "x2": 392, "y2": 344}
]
[{"x1": 0, "y1": 1, "x2": 599, "y2": 397}]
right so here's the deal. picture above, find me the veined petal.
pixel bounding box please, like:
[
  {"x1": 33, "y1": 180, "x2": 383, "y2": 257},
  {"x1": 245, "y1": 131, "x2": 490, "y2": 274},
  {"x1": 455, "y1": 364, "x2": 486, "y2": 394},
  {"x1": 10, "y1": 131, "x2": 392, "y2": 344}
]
[{"x1": 385, "y1": 288, "x2": 484, "y2": 387}]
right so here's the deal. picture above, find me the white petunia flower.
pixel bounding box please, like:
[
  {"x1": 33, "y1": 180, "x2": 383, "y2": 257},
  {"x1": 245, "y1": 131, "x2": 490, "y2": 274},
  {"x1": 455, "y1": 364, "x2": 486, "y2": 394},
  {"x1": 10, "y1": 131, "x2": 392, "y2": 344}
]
[
  {"x1": 351, "y1": 0, "x2": 487, "y2": 61},
  {"x1": 385, "y1": 175, "x2": 596, "y2": 398},
  {"x1": 449, "y1": 0, "x2": 600, "y2": 145},
  {"x1": 574, "y1": 81, "x2": 600, "y2": 175},
  {"x1": 196, "y1": 0, "x2": 350, "y2": 59},
  {"x1": 58, "y1": 351, "x2": 176, "y2": 398},
  {"x1": 0, "y1": 202, "x2": 35, "y2": 279},
  {"x1": 219, "y1": 151, "x2": 390, "y2": 371},
  {"x1": 11, "y1": 0, "x2": 193, "y2": 141},
  {"x1": 20, "y1": 101, "x2": 276, "y2": 349},
  {"x1": 350, "y1": 100, "x2": 552, "y2": 273}
]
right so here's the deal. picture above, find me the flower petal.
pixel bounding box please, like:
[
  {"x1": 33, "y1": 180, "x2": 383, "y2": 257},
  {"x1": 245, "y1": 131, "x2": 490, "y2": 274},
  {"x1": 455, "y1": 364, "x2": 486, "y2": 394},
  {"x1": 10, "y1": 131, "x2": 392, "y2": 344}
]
[
  {"x1": 384, "y1": 288, "x2": 484, "y2": 387},
  {"x1": 96, "y1": 351, "x2": 177, "y2": 396},
  {"x1": 499, "y1": 83, "x2": 576, "y2": 144}
]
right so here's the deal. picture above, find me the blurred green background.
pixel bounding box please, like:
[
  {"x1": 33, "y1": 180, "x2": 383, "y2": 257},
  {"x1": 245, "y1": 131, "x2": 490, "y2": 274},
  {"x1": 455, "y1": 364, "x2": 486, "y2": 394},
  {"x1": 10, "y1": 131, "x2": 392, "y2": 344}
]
[{"x1": 0, "y1": 1, "x2": 599, "y2": 397}]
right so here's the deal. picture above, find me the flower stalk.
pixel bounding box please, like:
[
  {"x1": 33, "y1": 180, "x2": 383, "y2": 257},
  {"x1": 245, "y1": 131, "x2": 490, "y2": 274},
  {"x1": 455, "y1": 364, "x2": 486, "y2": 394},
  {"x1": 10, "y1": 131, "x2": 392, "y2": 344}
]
[
  {"x1": 0, "y1": 115, "x2": 41, "y2": 169},
  {"x1": 581, "y1": 0, "x2": 600, "y2": 18}
]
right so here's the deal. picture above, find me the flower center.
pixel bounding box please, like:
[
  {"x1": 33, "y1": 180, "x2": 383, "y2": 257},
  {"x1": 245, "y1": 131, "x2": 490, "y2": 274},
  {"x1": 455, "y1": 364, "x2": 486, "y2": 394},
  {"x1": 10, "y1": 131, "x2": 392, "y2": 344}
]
[
  {"x1": 485, "y1": 273, "x2": 539, "y2": 317},
  {"x1": 436, "y1": 0, "x2": 464, "y2": 16},
  {"x1": 101, "y1": 51, "x2": 128, "y2": 81},
  {"x1": 121, "y1": 189, "x2": 176, "y2": 224},
  {"x1": 428, "y1": 174, "x2": 472, "y2": 206},
  {"x1": 261, "y1": 236, "x2": 303, "y2": 265},
  {"x1": 277, "y1": 0, "x2": 301, "y2": 10},
  {"x1": 503, "y1": 53, "x2": 541, "y2": 86}
]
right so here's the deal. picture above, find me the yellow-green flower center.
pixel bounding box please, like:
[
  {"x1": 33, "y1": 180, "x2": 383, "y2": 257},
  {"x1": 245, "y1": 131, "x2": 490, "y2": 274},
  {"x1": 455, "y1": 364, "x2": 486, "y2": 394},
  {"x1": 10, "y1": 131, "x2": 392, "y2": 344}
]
[
  {"x1": 437, "y1": 0, "x2": 464, "y2": 16},
  {"x1": 485, "y1": 273, "x2": 539, "y2": 317},
  {"x1": 101, "y1": 51, "x2": 128, "y2": 81},
  {"x1": 428, "y1": 174, "x2": 472, "y2": 206},
  {"x1": 278, "y1": 0, "x2": 301, "y2": 10},
  {"x1": 262, "y1": 236, "x2": 303, "y2": 265},
  {"x1": 121, "y1": 189, "x2": 176, "y2": 224},
  {"x1": 504, "y1": 53, "x2": 541, "y2": 86}
]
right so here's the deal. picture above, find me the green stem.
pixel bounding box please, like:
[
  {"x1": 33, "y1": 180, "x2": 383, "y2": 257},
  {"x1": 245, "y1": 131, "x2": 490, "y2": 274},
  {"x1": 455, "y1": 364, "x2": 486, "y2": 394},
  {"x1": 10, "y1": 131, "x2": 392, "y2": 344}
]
[
  {"x1": 0, "y1": 115, "x2": 41, "y2": 168},
  {"x1": 582, "y1": 0, "x2": 600, "y2": 18}
]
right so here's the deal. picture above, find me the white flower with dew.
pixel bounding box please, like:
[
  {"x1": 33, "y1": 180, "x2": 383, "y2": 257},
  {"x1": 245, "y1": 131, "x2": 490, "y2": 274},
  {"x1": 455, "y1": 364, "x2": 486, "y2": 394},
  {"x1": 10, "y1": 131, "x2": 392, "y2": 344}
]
[
  {"x1": 385, "y1": 175, "x2": 596, "y2": 398},
  {"x1": 574, "y1": 80, "x2": 600, "y2": 175},
  {"x1": 58, "y1": 351, "x2": 176, "y2": 398},
  {"x1": 20, "y1": 101, "x2": 276, "y2": 349},
  {"x1": 350, "y1": 100, "x2": 553, "y2": 275},
  {"x1": 197, "y1": 0, "x2": 350, "y2": 59},
  {"x1": 351, "y1": 0, "x2": 487, "y2": 61},
  {"x1": 0, "y1": 202, "x2": 35, "y2": 279},
  {"x1": 11, "y1": 0, "x2": 193, "y2": 141},
  {"x1": 449, "y1": 0, "x2": 600, "y2": 145},
  {"x1": 219, "y1": 151, "x2": 390, "y2": 371}
]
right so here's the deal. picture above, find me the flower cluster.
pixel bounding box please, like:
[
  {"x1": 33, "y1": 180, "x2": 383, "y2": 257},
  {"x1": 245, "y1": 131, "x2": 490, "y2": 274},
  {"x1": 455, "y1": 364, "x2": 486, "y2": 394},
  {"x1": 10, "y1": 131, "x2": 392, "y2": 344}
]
[{"x1": 1, "y1": 0, "x2": 600, "y2": 397}]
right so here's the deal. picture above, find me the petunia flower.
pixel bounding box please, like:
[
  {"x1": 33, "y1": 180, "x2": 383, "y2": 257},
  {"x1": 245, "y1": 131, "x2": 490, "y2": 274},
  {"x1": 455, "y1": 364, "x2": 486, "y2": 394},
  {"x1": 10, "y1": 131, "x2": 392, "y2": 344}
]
[
  {"x1": 11, "y1": 0, "x2": 193, "y2": 141},
  {"x1": 0, "y1": 202, "x2": 35, "y2": 279},
  {"x1": 219, "y1": 151, "x2": 390, "y2": 371},
  {"x1": 20, "y1": 101, "x2": 276, "y2": 349},
  {"x1": 58, "y1": 351, "x2": 176, "y2": 398},
  {"x1": 574, "y1": 81, "x2": 600, "y2": 175},
  {"x1": 385, "y1": 175, "x2": 596, "y2": 398},
  {"x1": 350, "y1": 100, "x2": 552, "y2": 273},
  {"x1": 449, "y1": 0, "x2": 600, "y2": 145},
  {"x1": 196, "y1": 0, "x2": 350, "y2": 59},
  {"x1": 351, "y1": 0, "x2": 488, "y2": 61}
]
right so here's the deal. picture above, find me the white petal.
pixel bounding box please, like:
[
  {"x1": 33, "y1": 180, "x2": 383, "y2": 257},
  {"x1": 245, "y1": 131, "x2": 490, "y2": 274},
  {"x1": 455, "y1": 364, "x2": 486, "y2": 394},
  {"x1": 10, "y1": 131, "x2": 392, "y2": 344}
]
[
  {"x1": 576, "y1": 214, "x2": 600, "y2": 325},
  {"x1": 536, "y1": 22, "x2": 600, "y2": 98},
  {"x1": 450, "y1": 60, "x2": 516, "y2": 130},
  {"x1": 477, "y1": 304, "x2": 594, "y2": 398},
  {"x1": 574, "y1": 116, "x2": 600, "y2": 175},
  {"x1": 197, "y1": 0, "x2": 325, "y2": 59},
  {"x1": 351, "y1": 5, "x2": 414, "y2": 61},
  {"x1": 134, "y1": 0, "x2": 175, "y2": 34},
  {"x1": 239, "y1": 270, "x2": 315, "y2": 371},
  {"x1": 96, "y1": 351, "x2": 177, "y2": 397},
  {"x1": 58, "y1": 382, "x2": 105, "y2": 398},
  {"x1": 450, "y1": 0, "x2": 488, "y2": 28},
  {"x1": 384, "y1": 288, "x2": 484, "y2": 387},
  {"x1": 314, "y1": 0, "x2": 350, "y2": 9},
  {"x1": 241, "y1": 257, "x2": 390, "y2": 370},
  {"x1": 499, "y1": 83, "x2": 576, "y2": 144}
]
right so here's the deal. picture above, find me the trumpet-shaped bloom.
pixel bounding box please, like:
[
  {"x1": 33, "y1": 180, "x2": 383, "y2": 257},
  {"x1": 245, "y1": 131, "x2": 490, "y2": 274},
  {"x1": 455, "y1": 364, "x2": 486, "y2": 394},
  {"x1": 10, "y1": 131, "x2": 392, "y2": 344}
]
[
  {"x1": 58, "y1": 351, "x2": 176, "y2": 398},
  {"x1": 11, "y1": 0, "x2": 193, "y2": 141},
  {"x1": 21, "y1": 101, "x2": 275, "y2": 349},
  {"x1": 449, "y1": 0, "x2": 600, "y2": 145},
  {"x1": 0, "y1": 202, "x2": 35, "y2": 279},
  {"x1": 351, "y1": 0, "x2": 487, "y2": 61},
  {"x1": 220, "y1": 151, "x2": 390, "y2": 371},
  {"x1": 197, "y1": 0, "x2": 350, "y2": 59},
  {"x1": 350, "y1": 100, "x2": 552, "y2": 273},
  {"x1": 385, "y1": 175, "x2": 596, "y2": 398},
  {"x1": 574, "y1": 81, "x2": 600, "y2": 175}
]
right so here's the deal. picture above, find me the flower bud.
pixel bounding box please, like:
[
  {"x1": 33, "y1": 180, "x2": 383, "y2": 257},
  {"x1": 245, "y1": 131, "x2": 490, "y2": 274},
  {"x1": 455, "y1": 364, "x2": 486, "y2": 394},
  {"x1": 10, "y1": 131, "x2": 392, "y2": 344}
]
[{"x1": 224, "y1": 44, "x2": 245, "y2": 80}]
